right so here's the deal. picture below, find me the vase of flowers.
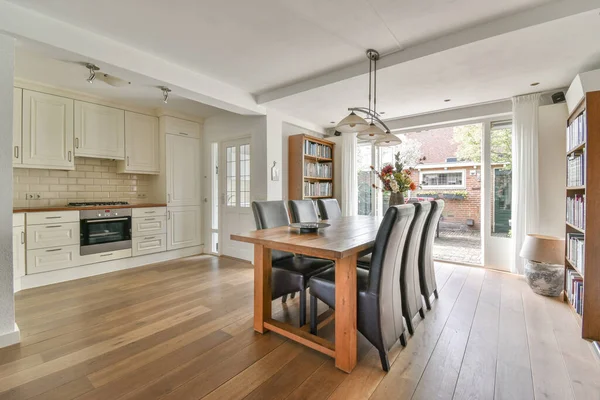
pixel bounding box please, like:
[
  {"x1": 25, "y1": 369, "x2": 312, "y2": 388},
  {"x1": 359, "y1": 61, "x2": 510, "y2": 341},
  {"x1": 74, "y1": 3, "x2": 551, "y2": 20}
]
[{"x1": 371, "y1": 152, "x2": 417, "y2": 207}]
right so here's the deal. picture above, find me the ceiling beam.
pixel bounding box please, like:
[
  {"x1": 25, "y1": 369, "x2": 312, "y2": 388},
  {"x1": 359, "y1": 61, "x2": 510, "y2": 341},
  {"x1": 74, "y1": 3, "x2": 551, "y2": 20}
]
[
  {"x1": 256, "y1": 0, "x2": 600, "y2": 104},
  {"x1": 0, "y1": 0, "x2": 265, "y2": 116}
]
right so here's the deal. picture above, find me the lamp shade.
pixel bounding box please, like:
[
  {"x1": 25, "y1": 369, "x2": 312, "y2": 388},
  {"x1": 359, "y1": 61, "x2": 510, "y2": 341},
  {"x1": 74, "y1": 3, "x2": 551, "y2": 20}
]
[
  {"x1": 357, "y1": 123, "x2": 387, "y2": 140},
  {"x1": 519, "y1": 234, "x2": 564, "y2": 265},
  {"x1": 374, "y1": 134, "x2": 402, "y2": 147},
  {"x1": 336, "y1": 112, "x2": 369, "y2": 133}
]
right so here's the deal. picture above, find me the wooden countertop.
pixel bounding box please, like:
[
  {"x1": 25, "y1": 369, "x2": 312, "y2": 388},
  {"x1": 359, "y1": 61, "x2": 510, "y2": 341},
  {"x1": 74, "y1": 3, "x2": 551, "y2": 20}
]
[{"x1": 13, "y1": 203, "x2": 168, "y2": 213}]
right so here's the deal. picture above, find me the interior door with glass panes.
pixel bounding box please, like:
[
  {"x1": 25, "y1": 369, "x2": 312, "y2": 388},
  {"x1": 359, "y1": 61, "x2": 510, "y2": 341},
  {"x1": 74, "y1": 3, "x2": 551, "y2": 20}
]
[{"x1": 219, "y1": 137, "x2": 254, "y2": 261}]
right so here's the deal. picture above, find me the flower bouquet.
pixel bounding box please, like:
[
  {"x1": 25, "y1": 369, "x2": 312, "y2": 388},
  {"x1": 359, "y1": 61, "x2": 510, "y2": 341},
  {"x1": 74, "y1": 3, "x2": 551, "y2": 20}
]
[{"x1": 370, "y1": 153, "x2": 417, "y2": 205}]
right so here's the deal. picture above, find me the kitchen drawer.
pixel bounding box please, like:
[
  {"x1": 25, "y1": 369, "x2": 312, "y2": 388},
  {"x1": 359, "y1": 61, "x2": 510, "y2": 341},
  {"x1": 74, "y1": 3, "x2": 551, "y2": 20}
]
[
  {"x1": 132, "y1": 234, "x2": 167, "y2": 257},
  {"x1": 78, "y1": 248, "x2": 132, "y2": 266},
  {"x1": 27, "y1": 211, "x2": 79, "y2": 226},
  {"x1": 27, "y1": 245, "x2": 79, "y2": 274},
  {"x1": 27, "y1": 222, "x2": 80, "y2": 250},
  {"x1": 132, "y1": 216, "x2": 167, "y2": 237},
  {"x1": 132, "y1": 207, "x2": 167, "y2": 218},
  {"x1": 13, "y1": 213, "x2": 25, "y2": 227},
  {"x1": 162, "y1": 116, "x2": 200, "y2": 138}
]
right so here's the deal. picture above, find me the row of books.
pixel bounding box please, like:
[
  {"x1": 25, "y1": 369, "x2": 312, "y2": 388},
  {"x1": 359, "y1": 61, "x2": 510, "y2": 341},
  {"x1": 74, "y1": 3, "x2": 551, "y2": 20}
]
[
  {"x1": 304, "y1": 181, "x2": 332, "y2": 197},
  {"x1": 304, "y1": 162, "x2": 332, "y2": 178},
  {"x1": 567, "y1": 233, "x2": 585, "y2": 276},
  {"x1": 304, "y1": 141, "x2": 332, "y2": 159},
  {"x1": 566, "y1": 269, "x2": 584, "y2": 316},
  {"x1": 567, "y1": 111, "x2": 587, "y2": 151},
  {"x1": 566, "y1": 195, "x2": 586, "y2": 230},
  {"x1": 567, "y1": 152, "x2": 586, "y2": 187}
]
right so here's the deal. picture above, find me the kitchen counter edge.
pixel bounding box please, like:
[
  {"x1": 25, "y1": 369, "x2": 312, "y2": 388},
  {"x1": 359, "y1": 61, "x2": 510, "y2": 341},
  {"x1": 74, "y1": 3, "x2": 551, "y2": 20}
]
[{"x1": 13, "y1": 203, "x2": 168, "y2": 213}]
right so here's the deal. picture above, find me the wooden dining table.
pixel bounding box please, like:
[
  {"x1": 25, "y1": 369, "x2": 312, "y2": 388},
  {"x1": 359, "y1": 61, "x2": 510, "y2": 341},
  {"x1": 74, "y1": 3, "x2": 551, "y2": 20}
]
[{"x1": 231, "y1": 215, "x2": 382, "y2": 373}]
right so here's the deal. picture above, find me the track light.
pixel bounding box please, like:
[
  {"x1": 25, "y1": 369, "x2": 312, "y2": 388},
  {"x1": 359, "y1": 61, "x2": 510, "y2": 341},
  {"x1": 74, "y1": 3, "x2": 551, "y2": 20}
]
[
  {"x1": 159, "y1": 86, "x2": 171, "y2": 104},
  {"x1": 86, "y1": 63, "x2": 99, "y2": 84}
]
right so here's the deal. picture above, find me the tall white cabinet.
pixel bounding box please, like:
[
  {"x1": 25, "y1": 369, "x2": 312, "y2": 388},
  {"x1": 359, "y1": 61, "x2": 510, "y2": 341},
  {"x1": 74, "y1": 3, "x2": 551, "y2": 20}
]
[
  {"x1": 160, "y1": 116, "x2": 202, "y2": 250},
  {"x1": 13, "y1": 88, "x2": 22, "y2": 165},
  {"x1": 21, "y1": 90, "x2": 74, "y2": 169}
]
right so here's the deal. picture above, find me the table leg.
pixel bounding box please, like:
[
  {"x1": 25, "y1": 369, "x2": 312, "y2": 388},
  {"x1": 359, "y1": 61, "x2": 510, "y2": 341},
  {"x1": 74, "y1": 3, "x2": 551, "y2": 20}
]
[
  {"x1": 254, "y1": 244, "x2": 272, "y2": 333},
  {"x1": 335, "y1": 254, "x2": 358, "y2": 373}
]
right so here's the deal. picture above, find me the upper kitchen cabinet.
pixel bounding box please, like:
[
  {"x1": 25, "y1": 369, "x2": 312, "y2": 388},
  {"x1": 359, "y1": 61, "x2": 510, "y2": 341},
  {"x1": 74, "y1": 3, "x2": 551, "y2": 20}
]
[
  {"x1": 117, "y1": 111, "x2": 159, "y2": 174},
  {"x1": 21, "y1": 90, "x2": 74, "y2": 170},
  {"x1": 74, "y1": 101, "x2": 125, "y2": 160},
  {"x1": 13, "y1": 88, "x2": 22, "y2": 166},
  {"x1": 166, "y1": 133, "x2": 201, "y2": 206},
  {"x1": 161, "y1": 116, "x2": 200, "y2": 138}
]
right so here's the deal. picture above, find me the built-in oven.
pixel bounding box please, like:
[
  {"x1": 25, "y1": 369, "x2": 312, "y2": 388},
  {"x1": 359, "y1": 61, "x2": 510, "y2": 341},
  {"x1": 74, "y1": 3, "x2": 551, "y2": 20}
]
[{"x1": 80, "y1": 208, "x2": 132, "y2": 256}]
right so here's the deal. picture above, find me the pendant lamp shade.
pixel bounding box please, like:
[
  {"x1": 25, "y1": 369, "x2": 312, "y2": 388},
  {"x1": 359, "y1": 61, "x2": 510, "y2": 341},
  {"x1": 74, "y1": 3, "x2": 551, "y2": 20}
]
[
  {"x1": 336, "y1": 111, "x2": 369, "y2": 133},
  {"x1": 374, "y1": 134, "x2": 402, "y2": 147},
  {"x1": 357, "y1": 123, "x2": 387, "y2": 140}
]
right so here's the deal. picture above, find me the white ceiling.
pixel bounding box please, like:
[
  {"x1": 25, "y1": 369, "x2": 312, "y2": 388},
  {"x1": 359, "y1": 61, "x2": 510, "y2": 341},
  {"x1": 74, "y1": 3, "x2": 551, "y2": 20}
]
[
  {"x1": 8, "y1": 0, "x2": 553, "y2": 94},
  {"x1": 14, "y1": 41, "x2": 223, "y2": 119}
]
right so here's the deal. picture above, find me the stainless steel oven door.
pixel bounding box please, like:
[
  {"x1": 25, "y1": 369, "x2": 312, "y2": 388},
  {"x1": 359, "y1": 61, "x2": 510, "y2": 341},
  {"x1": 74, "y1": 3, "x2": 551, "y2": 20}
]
[{"x1": 80, "y1": 215, "x2": 132, "y2": 256}]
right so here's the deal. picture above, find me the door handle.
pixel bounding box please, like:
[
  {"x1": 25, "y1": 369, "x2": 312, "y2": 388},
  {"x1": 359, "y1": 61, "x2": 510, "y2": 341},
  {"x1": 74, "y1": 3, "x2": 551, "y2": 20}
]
[
  {"x1": 46, "y1": 248, "x2": 62, "y2": 252},
  {"x1": 45, "y1": 225, "x2": 62, "y2": 228},
  {"x1": 127, "y1": 156, "x2": 130, "y2": 166},
  {"x1": 168, "y1": 211, "x2": 171, "y2": 220},
  {"x1": 167, "y1": 194, "x2": 171, "y2": 203},
  {"x1": 75, "y1": 137, "x2": 79, "y2": 148},
  {"x1": 68, "y1": 151, "x2": 72, "y2": 162},
  {"x1": 14, "y1": 146, "x2": 19, "y2": 159},
  {"x1": 21, "y1": 231, "x2": 24, "y2": 244}
]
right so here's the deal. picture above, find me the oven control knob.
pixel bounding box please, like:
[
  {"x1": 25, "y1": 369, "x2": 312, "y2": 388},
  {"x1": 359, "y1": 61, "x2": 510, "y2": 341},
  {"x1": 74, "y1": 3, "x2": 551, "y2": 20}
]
[
  {"x1": 115, "y1": 212, "x2": 118, "y2": 216},
  {"x1": 98, "y1": 213, "x2": 101, "y2": 217}
]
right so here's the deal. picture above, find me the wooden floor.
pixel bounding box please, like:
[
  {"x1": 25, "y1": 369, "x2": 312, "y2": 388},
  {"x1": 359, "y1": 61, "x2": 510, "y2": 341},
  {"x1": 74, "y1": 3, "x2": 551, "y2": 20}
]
[{"x1": 1, "y1": 256, "x2": 599, "y2": 400}]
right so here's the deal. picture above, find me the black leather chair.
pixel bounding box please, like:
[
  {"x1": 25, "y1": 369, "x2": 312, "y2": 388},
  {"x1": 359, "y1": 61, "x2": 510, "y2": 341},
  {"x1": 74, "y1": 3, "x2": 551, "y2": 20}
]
[
  {"x1": 252, "y1": 201, "x2": 333, "y2": 327},
  {"x1": 289, "y1": 200, "x2": 319, "y2": 223},
  {"x1": 400, "y1": 201, "x2": 431, "y2": 334},
  {"x1": 317, "y1": 198, "x2": 342, "y2": 220},
  {"x1": 308, "y1": 205, "x2": 415, "y2": 371},
  {"x1": 419, "y1": 200, "x2": 445, "y2": 310}
]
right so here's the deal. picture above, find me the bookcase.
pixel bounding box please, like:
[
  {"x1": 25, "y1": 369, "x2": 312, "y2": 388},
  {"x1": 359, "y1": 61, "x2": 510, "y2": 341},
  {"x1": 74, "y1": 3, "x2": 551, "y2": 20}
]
[
  {"x1": 564, "y1": 90, "x2": 600, "y2": 341},
  {"x1": 288, "y1": 134, "x2": 335, "y2": 200}
]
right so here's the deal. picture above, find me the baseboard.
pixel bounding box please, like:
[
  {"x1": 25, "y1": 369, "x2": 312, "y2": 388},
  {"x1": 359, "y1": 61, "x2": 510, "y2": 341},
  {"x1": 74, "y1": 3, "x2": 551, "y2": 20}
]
[
  {"x1": 0, "y1": 324, "x2": 20, "y2": 348},
  {"x1": 20, "y1": 245, "x2": 204, "y2": 290}
]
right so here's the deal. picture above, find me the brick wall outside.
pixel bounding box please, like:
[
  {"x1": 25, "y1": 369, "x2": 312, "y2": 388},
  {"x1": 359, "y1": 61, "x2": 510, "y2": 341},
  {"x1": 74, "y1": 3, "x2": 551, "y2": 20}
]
[{"x1": 404, "y1": 127, "x2": 458, "y2": 164}]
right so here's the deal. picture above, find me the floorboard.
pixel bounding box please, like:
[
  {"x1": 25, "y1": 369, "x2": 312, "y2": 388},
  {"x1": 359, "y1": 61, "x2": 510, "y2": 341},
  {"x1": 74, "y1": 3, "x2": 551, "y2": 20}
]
[{"x1": 0, "y1": 256, "x2": 595, "y2": 400}]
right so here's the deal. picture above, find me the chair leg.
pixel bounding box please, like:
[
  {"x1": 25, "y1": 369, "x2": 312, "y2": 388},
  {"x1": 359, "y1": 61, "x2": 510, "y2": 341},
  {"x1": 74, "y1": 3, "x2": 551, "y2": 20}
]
[
  {"x1": 290, "y1": 292, "x2": 296, "y2": 299},
  {"x1": 424, "y1": 294, "x2": 432, "y2": 310},
  {"x1": 310, "y1": 295, "x2": 318, "y2": 335},
  {"x1": 419, "y1": 308, "x2": 425, "y2": 319},
  {"x1": 281, "y1": 294, "x2": 288, "y2": 303},
  {"x1": 299, "y1": 290, "x2": 307, "y2": 327},
  {"x1": 399, "y1": 332, "x2": 407, "y2": 347},
  {"x1": 406, "y1": 318, "x2": 414, "y2": 335},
  {"x1": 379, "y1": 350, "x2": 390, "y2": 372},
  {"x1": 434, "y1": 289, "x2": 439, "y2": 299}
]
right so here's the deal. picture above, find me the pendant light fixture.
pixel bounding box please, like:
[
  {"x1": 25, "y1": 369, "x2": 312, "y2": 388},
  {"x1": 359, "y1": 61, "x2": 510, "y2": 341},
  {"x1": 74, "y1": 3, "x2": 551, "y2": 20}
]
[{"x1": 336, "y1": 49, "x2": 395, "y2": 145}]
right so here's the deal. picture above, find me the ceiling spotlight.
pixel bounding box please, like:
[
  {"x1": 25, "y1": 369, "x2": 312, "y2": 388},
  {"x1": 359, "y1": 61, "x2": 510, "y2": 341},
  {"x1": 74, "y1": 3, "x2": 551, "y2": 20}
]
[
  {"x1": 530, "y1": 82, "x2": 540, "y2": 87},
  {"x1": 159, "y1": 86, "x2": 171, "y2": 104},
  {"x1": 86, "y1": 63, "x2": 100, "y2": 83}
]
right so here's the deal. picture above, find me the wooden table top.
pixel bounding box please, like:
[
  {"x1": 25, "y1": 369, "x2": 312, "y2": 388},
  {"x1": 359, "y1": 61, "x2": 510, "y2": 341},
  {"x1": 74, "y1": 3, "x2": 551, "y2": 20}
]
[{"x1": 231, "y1": 215, "x2": 382, "y2": 260}]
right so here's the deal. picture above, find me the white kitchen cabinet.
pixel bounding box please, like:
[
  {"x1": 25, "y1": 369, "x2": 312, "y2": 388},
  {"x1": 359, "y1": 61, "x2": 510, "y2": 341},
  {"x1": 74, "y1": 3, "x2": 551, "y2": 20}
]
[
  {"x1": 117, "y1": 112, "x2": 159, "y2": 174},
  {"x1": 132, "y1": 216, "x2": 167, "y2": 237},
  {"x1": 167, "y1": 206, "x2": 201, "y2": 250},
  {"x1": 161, "y1": 116, "x2": 200, "y2": 138},
  {"x1": 27, "y1": 245, "x2": 79, "y2": 274},
  {"x1": 26, "y1": 222, "x2": 80, "y2": 250},
  {"x1": 13, "y1": 88, "x2": 22, "y2": 165},
  {"x1": 27, "y1": 211, "x2": 79, "y2": 225},
  {"x1": 12, "y1": 226, "x2": 26, "y2": 280},
  {"x1": 74, "y1": 101, "x2": 125, "y2": 160},
  {"x1": 133, "y1": 234, "x2": 167, "y2": 256},
  {"x1": 166, "y1": 134, "x2": 201, "y2": 207},
  {"x1": 132, "y1": 207, "x2": 167, "y2": 218},
  {"x1": 21, "y1": 90, "x2": 74, "y2": 169}
]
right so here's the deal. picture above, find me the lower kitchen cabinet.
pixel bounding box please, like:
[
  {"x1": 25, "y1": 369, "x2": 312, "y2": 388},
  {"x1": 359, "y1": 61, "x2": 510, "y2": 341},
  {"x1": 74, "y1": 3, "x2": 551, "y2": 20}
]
[
  {"x1": 167, "y1": 206, "x2": 201, "y2": 250},
  {"x1": 26, "y1": 222, "x2": 80, "y2": 250},
  {"x1": 132, "y1": 216, "x2": 167, "y2": 237},
  {"x1": 27, "y1": 245, "x2": 79, "y2": 274},
  {"x1": 12, "y1": 226, "x2": 26, "y2": 280},
  {"x1": 133, "y1": 234, "x2": 167, "y2": 256}
]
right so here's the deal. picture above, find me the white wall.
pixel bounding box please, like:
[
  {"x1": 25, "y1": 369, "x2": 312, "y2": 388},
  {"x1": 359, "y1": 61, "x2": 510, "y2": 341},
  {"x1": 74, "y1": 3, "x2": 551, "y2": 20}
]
[
  {"x1": 538, "y1": 103, "x2": 568, "y2": 238},
  {"x1": 0, "y1": 34, "x2": 18, "y2": 347}
]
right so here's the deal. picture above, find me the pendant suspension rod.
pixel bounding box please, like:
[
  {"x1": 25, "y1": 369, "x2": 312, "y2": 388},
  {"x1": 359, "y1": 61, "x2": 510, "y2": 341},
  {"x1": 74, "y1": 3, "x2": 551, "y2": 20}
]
[
  {"x1": 368, "y1": 56, "x2": 372, "y2": 123},
  {"x1": 373, "y1": 57, "x2": 377, "y2": 117}
]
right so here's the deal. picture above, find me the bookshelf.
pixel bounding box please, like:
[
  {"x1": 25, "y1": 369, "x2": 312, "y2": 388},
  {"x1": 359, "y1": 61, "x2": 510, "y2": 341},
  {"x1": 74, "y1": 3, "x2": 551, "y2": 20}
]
[
  {"x1": 288, "y1": 134, "x2": 335, "y2": 200},
  {"x1": 564, "y1": 90, "x2": 600, "y2": 341}
]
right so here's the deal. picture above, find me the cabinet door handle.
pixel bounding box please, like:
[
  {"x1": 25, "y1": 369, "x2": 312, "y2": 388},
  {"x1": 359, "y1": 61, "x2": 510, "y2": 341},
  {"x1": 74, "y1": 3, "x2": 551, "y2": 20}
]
[
  {"x1": 127, "y1": 156, "x2": 130, "y2": 166},
  {"x1": 167, "y1": 194, "x2": 171, "y2": 203},
  {"x1": 75, "y1": 137, "x2": 79, "y2": 148},
  {"x1": 144, "y1": 211, "x2": 156, "y2": 214},
  {"x1": 14, "y1": 146, "x2": 19, "y2": 159},
  {"x1": 45, "y1": 216, "x2": 61, "y2": 219},
  {"x1": 45, "y1": 225, "x2": 62, "y2": 228},
  {"x1": 144, "y1": 236, "x2": 156, "y2": 240},
  {"x1": 144, "y1": 218, "x2": 156, "y2": 221},
  {"x1": 168, "y1": 211, "x2": 171, "y2": 220},
  {"x1": 68, "y1": 151, "x2": 72, "y2": 162},
  {"x1": 46, "y1": 248, "x2": 62, "y2": 252},
  {"x1": 21, "y1": 231, "x2": 24, "y2": 244},
  {"x1": 179, "y1": 132, "x2": 188, "y2": 136},
  {"x1": 100, "y1": 253, "x2": 114, "y2": 257}
]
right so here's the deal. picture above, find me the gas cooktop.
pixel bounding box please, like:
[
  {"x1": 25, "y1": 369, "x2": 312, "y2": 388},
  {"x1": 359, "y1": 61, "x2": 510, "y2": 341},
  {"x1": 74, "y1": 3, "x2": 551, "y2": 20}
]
[{"x1": 67, "y1": 201, "x2": 130, "y2": 207}]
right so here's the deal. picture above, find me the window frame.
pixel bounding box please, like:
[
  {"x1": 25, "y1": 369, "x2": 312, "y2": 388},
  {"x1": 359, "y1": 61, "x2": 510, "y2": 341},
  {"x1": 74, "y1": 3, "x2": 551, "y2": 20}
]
[{"x1": 419, "y1": 169, "x2": 467, "y2": 189}]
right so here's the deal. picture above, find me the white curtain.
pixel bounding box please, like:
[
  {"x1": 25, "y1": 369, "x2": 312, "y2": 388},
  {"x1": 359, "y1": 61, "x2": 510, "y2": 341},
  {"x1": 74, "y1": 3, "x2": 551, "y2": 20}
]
[
  {"x1": 511, "y1": 93, "x2": 541, "y2": 274},
  {"x1": 341, "y1": 133, "x2": 358, "y2": 216}
]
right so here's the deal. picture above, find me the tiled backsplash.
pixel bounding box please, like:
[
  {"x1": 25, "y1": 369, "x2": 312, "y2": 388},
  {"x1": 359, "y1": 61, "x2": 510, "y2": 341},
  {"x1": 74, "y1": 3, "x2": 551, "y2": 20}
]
[{"x1": 13, "y1": 157, "x2": 153, "y2": 208}]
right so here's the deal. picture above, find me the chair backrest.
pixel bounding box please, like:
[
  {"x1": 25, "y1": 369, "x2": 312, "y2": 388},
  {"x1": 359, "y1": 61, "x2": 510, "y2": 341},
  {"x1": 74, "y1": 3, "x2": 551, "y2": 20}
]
[
  {"x1": 317, "y1": 198, "x2": 342, "y2": 220},
  {"x1": 418, "y1": 200, "x2": 445, "y2": 297},
  {"x1": 251, "y1": 201, "x2": 293, "y2": 262},
  {"x1": 289, "y1": 200, "x2": 319, "y2": 223},
  {"x1": 400, "y1": 202, "x2": 431, "y2": 318},
  {"x1": 366, "y1": 204, "x2": 415, "y2": 349}
]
